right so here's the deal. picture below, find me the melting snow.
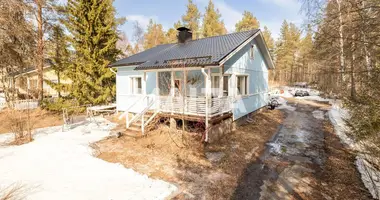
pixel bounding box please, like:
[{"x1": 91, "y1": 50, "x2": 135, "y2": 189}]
[
  {"x1": 0, "y1": 118, "x2": 177, "y2": 200},
  {"x1": 312, "y1": 110, "x2": 325, "y2": 120}
]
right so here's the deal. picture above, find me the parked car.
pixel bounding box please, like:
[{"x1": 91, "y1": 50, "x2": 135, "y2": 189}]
[{"x1": 294, "y1": 90, "x2": 309, "y2": 97}]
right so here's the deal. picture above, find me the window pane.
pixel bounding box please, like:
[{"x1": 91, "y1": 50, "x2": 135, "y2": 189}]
[
  {"x1": 223, "y1": 76, "x2": 229, "y2": 96},
  {"x1": 237, "y1": 77, "x2": 242, "y2": 95},
  {"x1": 159, "y1": 72, "x2": 171, "y2": 96},
  {"x1": 244, "y1": 77, "x2": 248, "y2": 95},
  {"x1": 137, "y1": 77, "x2": 142, "y2": 94}
]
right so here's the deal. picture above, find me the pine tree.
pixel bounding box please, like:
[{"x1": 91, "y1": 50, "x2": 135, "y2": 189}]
[
  {"x1": 235, "y1": 11, "x2": 260, "y2": 32},
  {"x1": 262, "y1": 26, "x2": 275, "y2": 52},
  {"x1": 202, "y1": 0, "x2": 226, "y2": 37},
  {"x1": 46, "y1": 24, "x2": 70, "y2": 98},
  {"x1": 182, "y1": 0, "x2": 201, "y2": 38},
  {"x1": 274, "y1": 20, "x2": 301, "y2": 83},
  {"x1": 143, "y1": 19, "x2": 167, "y2": 49},
  {"x1": 166, "y1": 21, "x2": 182, "y2": 44},
  {"x1": 63, "y1": 0, "x2": 121, "y2": 105}
]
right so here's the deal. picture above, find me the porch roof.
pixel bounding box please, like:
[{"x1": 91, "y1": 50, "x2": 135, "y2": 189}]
[{"x1": 110, "y1": 29, "x2": 260, "y2": 70}]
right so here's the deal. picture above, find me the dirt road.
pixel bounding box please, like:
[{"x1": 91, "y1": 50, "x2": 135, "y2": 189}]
[{"x1": 232, "y1": 98, "x2": 372, "y2": 200}]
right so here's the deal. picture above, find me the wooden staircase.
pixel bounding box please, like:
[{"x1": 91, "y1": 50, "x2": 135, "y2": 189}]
[
  {"x1": 125, "y1": 112, "x2": 156, "y2": 134},
  {"x1": 119, "y1": 95, "x2": 160, "y2": 135}
]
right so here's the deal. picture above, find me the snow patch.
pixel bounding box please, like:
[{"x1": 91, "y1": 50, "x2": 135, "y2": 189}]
[
  {"x1": 356, "y1": 156, "x2": 380, "y2": 199},
  {"x1": 312, "y1": 110, "x2": 325, "y2": 120},
  {"x1": 268, "y1": 142, "x2": 282, "y2": 154},
  {"x1": 0, "y1": 118, "x2": 177, "y2": 199},
  {"x1": 328, "y1": 102, "x2": 355, "y2": 148},
  {"x1": 277, "y1": 104, "x2": 296, "y2": 112}
]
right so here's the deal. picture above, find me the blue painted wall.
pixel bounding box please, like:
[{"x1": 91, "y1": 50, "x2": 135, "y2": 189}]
[
  {"x1": 224, "y1": 38, "x2": 269, "y2": 120},
  {"x1": 116, "y1": 37, "x2": 271, "y2": 119}
]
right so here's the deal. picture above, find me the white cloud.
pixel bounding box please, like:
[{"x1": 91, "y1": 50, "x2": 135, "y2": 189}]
[
  {"x1": 126, "y1": 15, "x2": 157, "y2": 28},
  {"x1": 261, "y1": 0, "x2": 300, "y2": 8}
]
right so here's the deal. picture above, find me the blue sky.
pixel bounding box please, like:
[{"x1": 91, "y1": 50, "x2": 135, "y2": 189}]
[{"x1": 113, "y1": 0, "x2": 304, "y2": 42}]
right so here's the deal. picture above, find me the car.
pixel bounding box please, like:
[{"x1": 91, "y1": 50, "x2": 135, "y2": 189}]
[{"x1": 294, "y1": 90, "x2": 309, "y2": 97}]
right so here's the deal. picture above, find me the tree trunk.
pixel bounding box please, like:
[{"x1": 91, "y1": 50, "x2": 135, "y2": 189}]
[
  {"x1": 36, "y1": 0, "x2": 44, "y2": 103},
  {"x1": 57, "y1": 71, "x2": 61, "y2": 98},
  {"x1": 336, "y1": 0, "x2": 346, "y2": 83},
  {"x1": 350, "y1": 34, "x2": 356, "y2": 100}
]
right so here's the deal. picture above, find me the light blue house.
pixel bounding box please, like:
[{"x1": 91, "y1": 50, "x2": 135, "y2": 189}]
[{"x1": 110, "y1": 27, "x2": 274, "y2": 140}]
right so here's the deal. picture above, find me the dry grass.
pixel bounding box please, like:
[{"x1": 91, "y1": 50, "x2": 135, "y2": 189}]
[
  {"x1": 0, "y1": 108, "x2": 62, "y2": 134},
  {"x1": 0, "y1": 184, "x2": 28, "y2": 200},
  {"x1": 95, "y1": 109, "x2": 284, "y2": 199},
  {"x1": 307, "y1": 121, "x2": 373, "y2": 199}
]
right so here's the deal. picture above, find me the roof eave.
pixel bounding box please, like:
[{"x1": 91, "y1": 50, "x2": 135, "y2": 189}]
[{"x1": 108, "y1": 62, "x2": 145, "y2": 68}]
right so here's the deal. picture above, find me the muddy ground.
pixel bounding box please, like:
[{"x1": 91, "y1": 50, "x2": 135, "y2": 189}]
[
  {"x1": 95, "y1": 109, "x2": 284, "y2": 199},
  {"x1": 96, "y1": 98, "x2": 372, "y2": 199},
  {"x1": 232, "y1": 98, "x2": 372, "y2": 200}
]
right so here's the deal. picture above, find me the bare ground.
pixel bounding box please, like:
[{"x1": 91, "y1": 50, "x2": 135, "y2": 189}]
[
  {"x1": 0, "y1": 109, "x2": 63, "y2": 134},
  {"x1": 95, "y1": 98, "x2": 372, "y2": 199},
  {"x1": 232, "y1": 98, "x2": 371, "y2": 200},
  {"x1": 95, "y1": 109, "x2": 284, "y2": 199}
]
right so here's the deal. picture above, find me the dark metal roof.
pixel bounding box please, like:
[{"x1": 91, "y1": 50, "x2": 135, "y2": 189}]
[
  {"x1": 110, "y1": 29, "x2": 260, "y2": 70},
  {"x1": 109, "y1": 44, "x2": 175, "y2": 67}
]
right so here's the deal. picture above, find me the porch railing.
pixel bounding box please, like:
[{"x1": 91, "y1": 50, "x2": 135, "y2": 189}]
[{"x1": 159, "y1": 96, "x2": 232, "y2": 117}]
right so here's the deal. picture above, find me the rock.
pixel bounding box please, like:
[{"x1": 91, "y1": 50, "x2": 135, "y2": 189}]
[{"x1": 110, "y1": 131, "x2": 123, "y2": 138}]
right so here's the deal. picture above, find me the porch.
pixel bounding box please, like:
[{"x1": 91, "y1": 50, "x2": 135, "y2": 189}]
[{"x1": 117, "y1": 66, "x2": 234, "y2": 135}]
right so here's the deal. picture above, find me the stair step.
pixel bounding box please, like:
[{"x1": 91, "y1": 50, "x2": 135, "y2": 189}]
[{"x1": 128, "y1": 125, "x2": 141, "y2": 132}]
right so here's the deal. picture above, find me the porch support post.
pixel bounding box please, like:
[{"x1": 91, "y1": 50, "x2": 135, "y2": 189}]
[
  {"x1": 171, "y1": 70, "x2": 175, "y2": 97},
  {"x1": 170, "y1": 70, "x2": 175, "y2": 116},
  {"x1": 205, "y1": 68, "x2": 212, "y2": 142},
  {"x1": 183, "y1": 70, "x2": 187, "y2": 112},
  {"x1": 142, "y1": 72, "x2": 147, "y2": 95},
  {"x1": 156, "y1": 72, "x2": 159, "y2": 96},
  {"x1": 219, "y1": 67, "x2": 223, "y2": 97}
]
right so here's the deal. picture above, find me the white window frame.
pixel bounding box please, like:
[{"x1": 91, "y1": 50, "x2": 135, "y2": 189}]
[
  {"x1": 210, "y1": 73, "x2": 221, "y2": 97},
  {"x1": 129, "y1": 76, "x2": 142, "y2": 95},
  {"x1": 236, "y1": 74, "x2": 249, "y2": 96}
]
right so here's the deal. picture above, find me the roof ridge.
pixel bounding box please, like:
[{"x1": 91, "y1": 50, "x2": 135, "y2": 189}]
[{"x1": 162, "y1": 29, "x2": 260, "y2": 45}]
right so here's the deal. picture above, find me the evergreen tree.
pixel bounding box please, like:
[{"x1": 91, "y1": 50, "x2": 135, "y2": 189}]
[
  {"x1": 235, "y1": 11, "x2": 260, "y2": 32},
  {"x1": 202, "y1": 0, "x2": 226, "y2": 37},
  {"x1": 63, "y1": 0, "x2": 121, "y2": 105},
  {"x1": 166, "y1": 21, "x2": 182, "y2": 44},
  {"x1": 274, "y1": 20, "x2": 301, "y2": 83},
  {"x1": 143, "y1": 19, "x2": 167, "y2": 49},
  {"x1": 182, "y1": 0, "x2": 201, "y2": 38},
  {"x1": 262, "y1": 26, "x2": 275, "y2": 52},
  {"x1": 46, "y1": 24, "x2": 70, "y2": 98}
]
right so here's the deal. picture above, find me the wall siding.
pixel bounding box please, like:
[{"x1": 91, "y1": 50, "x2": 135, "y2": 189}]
[
  {"x1": 116, "y1": 66, "x2": 146, "y2": 112},
  {"x1": 224, "y1": 38, "x2": 269, "y2": 120}
]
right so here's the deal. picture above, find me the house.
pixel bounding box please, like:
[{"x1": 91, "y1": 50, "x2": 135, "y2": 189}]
[
  {"x1": 12, "y1": 65, "x2": 71, "y2": 98},
  {"x1": 110, "y1": 27, "x2": 274, "y2": 142}
]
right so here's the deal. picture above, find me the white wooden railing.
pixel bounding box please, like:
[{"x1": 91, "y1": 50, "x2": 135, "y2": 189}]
[
  {"x1": 120, "y1": 95, "x2": 232, "y2": 134},
  {"x1": 159, "y1": 96, "x2": 232, "y2": 117}
]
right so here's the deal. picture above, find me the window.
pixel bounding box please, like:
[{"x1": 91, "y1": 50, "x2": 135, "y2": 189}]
[
  {"x1": 130, "y1": 77, "x2": 142, "y2": 94},
  {"x1": 211, "y1": 75, "x2": 220, "y2": 96},
  {"x1": 223, "y1": 75, "x2": 229, "y2": 96},
  {"x1": 158, "y1": 72, "x2": 171, "y2": 96},
  {"x1": 211, "y1": 75, "x2": 219, "y2": 89},
  {"x1": 237, "y1": 75, "x2": 248, "y2": 95},
  {"x1": 250, "y1": 44, "x2": 255, "y2": 59}
]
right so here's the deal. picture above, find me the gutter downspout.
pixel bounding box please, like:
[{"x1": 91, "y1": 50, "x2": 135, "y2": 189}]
[
  {"x1": 201, "y1": 68, "x2": 209, "y2": 142},
  {"x1": 110, "y1": 67, "x2": 117, "y2": 113}
]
